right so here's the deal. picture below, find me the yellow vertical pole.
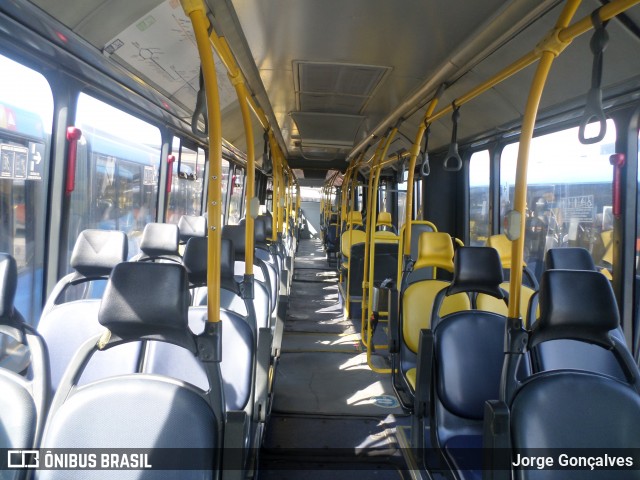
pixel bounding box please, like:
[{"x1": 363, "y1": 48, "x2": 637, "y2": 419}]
[
  {"x1": 508, "y1": 0, "x2": 580, "y2": 319},
  {"x1": 181, "y1": 0, "x2": 221, "y2": 324},
  {"x1": 269, "y1": 134, "x2": 280, "y2": 242},
  {"x1": 232, "y1": 78, "x2": 255, "y2": 275}
]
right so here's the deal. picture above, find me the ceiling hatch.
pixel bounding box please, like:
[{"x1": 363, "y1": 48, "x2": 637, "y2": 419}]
[
  {"x1": 294, "y1": 61, "x2": 390, "y2": 115},
  {"x1": 291, "y1": 62, "x2": 390, "y2": 154}
]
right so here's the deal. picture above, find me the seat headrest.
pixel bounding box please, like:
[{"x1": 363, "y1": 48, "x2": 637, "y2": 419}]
[
  {"x1": 98, "y1": 262, "x2": 194, "y2": 352},
  {"x1": 347, "y1": 211, "x2": 363, "y2": 227},
  {"x1": 182, "y1": 237, "x2": 235, "y2": 287},
  {"x1": 544, "y1": 247, "x2": 596, "y2": 271},
  {"x1": 222, "y1": 224, "x2": 245, "y2": 259},
  {"x1": 486, "y1": 234, "x2": 525, "y2": 269},
  {"x1": 139, "y1": 223, "x2": 180, "y2": 257},
  {"x1": 376, "y1": 211, "x2": 393, "y2": 228},
  {"x1": 258, "y1": 213, "x2": 273, "y2": 237},
  {"x1": 254, "y1": 217, "x2": 267, "y2": 244},
  {"x1": 413, "y1": 232, "x2": 455, "y2": 272},
  {"x1": 70, "y1": 230, "x2": 128, "y2": 277},
  {"x1": 178, "y1": 215, "x2": 207, "y2": 243},
  {"x1": 0, "y1": 253, "x2": 17, "y2": 318},
  {"x1": 447, "y1": 247, "x2": 504, "y2": 298},
  {"x1": 531, "y1": 269, "x2": 619, "y2": 348}
]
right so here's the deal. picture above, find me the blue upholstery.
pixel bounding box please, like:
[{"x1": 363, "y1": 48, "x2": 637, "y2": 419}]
[
  {"x1": 500, "y1": 269, "x2": 640, "y2": 480},
  {"x1": 426, "y1": 247, "x2": 508, "y2": 479}
]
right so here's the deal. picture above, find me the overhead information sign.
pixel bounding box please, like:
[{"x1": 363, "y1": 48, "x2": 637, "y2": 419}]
[{"x1": 103, "y1": 0, "x2": 236, "y2": 112}]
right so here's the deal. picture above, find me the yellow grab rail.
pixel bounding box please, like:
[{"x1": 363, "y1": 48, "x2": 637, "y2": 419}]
[{"x1": 181, "y1": 0, "x2": 222, "y2": 324}]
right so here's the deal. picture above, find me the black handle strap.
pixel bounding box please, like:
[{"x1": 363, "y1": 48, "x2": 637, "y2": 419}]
[
  {"x1": 420, "y1": 124, "x2": 431, "y2": 177},
  {"x1": 443, "y1": 104, "x2": 463, "y2": 171},
  {"x1": 578, "y1": 9, "x2": 609, "y2": 145},
  {"x1": 191, "y1": 66, "x2": 208, "y2": 138}
]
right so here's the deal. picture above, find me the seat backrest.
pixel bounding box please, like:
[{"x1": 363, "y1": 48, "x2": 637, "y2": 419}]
[
  {"x1": 133, "y1": 222, "x2": 181, "y2": 262},
  {"x1": 144, "y1": 307, "x2": 255, "y2": 412},
  {"x1": 508, "y1": 269, "x2": 640, "y2": 479},
  {"x1": 38, "y1": 262, "x2": 220, "y2": 479},
  {"x1": 341, "y1": 229, "x2": 367, "y2": 261},
  {"x1": 531, "y1": 248, "x2": 625, "y2": 380},
  {"x1": 402, "y1": 232, "x2": 469, "y2": 353},
  {"x1": 37, "y1": 230, "x2": 138, "y2": 395},
  {"x1": 477, "y1": 234, "x2": 536, "y2": 316},
  {"x1": 0, "y1": 253, "x2": 48, "y2": 459},
  {"x1": 430, "y1": 247, "x2": 507, "y2": 446},
  {"x1": 178, "y1": 214, "x2": 207, "y2": 243},
  {"x1": 376, "y1": 211, "x2": 397, "y2": 234}
]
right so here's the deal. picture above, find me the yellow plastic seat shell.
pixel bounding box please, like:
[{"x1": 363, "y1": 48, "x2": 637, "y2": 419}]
[
  {"x1": 341, "y1": 229, "x2": 367, "y2": 259},
  {"x1": 376, "y1": 211, "x2": 394, "y2": 229},
  {"x1": 413, "y1": 232, "x2": 456, "y2": 271}
]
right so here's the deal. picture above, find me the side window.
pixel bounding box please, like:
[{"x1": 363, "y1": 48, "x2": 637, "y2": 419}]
[
  {"x1": 469, "y1": 150, "x2": 490, "y2": 246},
  {"x1": 72, "y1": 93, "x2": 161, "y2": 259},
  {"x1": 227, "y1": 165, "x2": 245, "y2": 225},
  {"x1": 500, "y1": 121, "x2": 616, "y2": 279},
  {"x1": 0, "y1": 54, "x2": 53, "y2": 324},
  {"x1": 166, "y1": 137, "x2": 204, "y2": 224}
]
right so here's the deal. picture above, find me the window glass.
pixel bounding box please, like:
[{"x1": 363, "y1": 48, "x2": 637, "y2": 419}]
[
  {"x1": 72, "y1": 93, "x2": 161, "y2": 260},
  {"x1": 227, "y1": 165, "x2": 245, "y2": 225},
  {"x1": 469, "y1": 150, "x2": 490, "y2": 246},
  {"x1": 166, "y1": 138, "x2": 204, "y2": 224},
  {"x1": 0, "y1": 54, "x2": 52, "y2": 324},
  {"x1": 500, "y1": 121, "x2": 616, "y2": 278}
]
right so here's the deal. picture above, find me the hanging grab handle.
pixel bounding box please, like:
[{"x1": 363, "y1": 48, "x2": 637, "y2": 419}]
[
  {"x1": 443, "y1": 104, "x2": 462, "y2": 172},
  {"x1": 578, "y1": 10, "x2": 609, "y2": 145},
  {"x1": 420, "y1": 124, "x2": 431, "y2": 177},
  {"x1": 191, "y1": 67, "x2": 208, "y2": 138}
]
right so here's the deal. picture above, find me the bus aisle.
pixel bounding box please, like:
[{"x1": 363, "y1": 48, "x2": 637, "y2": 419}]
[{"x1": 259, "y1": 237, "x2": 410, "y2": 479}]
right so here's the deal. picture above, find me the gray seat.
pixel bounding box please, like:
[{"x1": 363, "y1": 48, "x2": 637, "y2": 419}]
[
  {"x1": 486, "y1": 269, "x2": 640, "y2": 480},
  {"x1": 37, "y1": 230, "x2": 139, "y2": 394},
  {"x1": 0, "y1": 253, "x2": 49, "y2": 474},
  {"x1": 37, "y1": 262, "x2": 222, "y2": 480}
]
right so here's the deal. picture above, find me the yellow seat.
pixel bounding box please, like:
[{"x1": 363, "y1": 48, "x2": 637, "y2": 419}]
[{"x1": 402, "y1": 232, "x2": 470, "y2": 353}]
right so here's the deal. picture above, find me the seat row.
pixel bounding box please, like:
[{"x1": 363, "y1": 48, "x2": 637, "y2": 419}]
[
  {"x1": 0, "y1": 212, "x2": 294, "y2": 480},
  {"x1": 385, "y1": 237, "x2": 639, "y2": 479}
]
